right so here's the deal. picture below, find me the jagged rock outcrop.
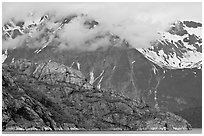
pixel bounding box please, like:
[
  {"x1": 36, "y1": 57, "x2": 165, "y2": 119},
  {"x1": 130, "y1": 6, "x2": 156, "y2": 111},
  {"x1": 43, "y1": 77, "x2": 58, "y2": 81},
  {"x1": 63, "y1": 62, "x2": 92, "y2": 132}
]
[{"x1": 2, "y1": 59, "x2": 192, "y2": 131}]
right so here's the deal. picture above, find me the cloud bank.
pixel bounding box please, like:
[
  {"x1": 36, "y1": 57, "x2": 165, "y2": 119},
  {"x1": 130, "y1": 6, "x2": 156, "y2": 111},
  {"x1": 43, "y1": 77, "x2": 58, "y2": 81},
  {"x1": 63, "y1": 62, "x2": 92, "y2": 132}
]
[
  {"x1": 2, "y1": 2, "x2": 202, "y2": 50},
  {"x1": 57, "y1": 16, "x2": 111, "y2": 51}
]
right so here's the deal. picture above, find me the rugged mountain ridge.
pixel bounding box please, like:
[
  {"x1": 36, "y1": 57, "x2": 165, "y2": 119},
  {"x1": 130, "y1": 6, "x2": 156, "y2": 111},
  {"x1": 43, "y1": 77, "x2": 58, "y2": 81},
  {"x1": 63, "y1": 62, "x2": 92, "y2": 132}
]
[
  {"x1": 3, "y1": 44, "x2": 202, "y2": 127},
  {"x1": 2, "y1": 14, "x2": 202, "y2": 69},
  {"x1": 2, "y1": 13, "x2": 202, "y2": 128},
  {"x1": 2, "y1": 59, "x2": 192, "y2": 131},
  {"x1": 138, "y1": 20, "x2": 202, "y2": 69}
]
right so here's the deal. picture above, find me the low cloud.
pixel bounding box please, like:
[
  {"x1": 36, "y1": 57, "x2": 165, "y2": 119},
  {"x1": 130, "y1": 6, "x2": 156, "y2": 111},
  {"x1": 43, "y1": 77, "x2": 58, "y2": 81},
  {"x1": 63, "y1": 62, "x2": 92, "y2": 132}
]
[
  {"x1": 57, "y1": 16, "x2": 110, "y2": 51},
  {"x1": 2, "y1": 2, "x2": 202, "y2": 50},
  {"x1": 2, "y1": 35, "x2": 26, "y2": 50}
]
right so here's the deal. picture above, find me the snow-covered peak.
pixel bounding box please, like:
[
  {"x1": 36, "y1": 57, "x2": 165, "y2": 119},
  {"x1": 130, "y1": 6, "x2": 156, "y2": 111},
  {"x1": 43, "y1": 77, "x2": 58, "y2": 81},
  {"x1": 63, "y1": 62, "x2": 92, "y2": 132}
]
[
  {"x1": 2, "y1": 12, "x2": 202, "y2": 70},
  {"x1": 138, "y1": 20, "x2": 202, "y2": 69}
]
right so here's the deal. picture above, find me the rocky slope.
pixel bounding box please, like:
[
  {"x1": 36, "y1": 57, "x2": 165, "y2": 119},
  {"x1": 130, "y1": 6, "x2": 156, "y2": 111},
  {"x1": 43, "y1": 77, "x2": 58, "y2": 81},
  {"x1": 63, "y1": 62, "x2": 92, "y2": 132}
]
[
  {"x1": 3, "y1": 44, "x2": 202, "y2": 128},
  {"x1": 2, "y1": 59, "x2": 192, "y2": 131}
]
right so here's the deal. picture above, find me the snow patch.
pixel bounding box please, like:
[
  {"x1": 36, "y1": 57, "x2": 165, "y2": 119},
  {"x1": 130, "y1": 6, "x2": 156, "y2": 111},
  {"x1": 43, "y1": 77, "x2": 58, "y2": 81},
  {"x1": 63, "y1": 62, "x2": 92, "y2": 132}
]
[
  {"x1": 89, "y1": 70, "x2": 94, "y2": 85},
  {"x1": 70, "y1": 62, "x2": 75, "y2": 68},
  {"x1": 2, "y1": 50, "x2": 8, "y2": 63},
  {"x1": 97, "y1": 76, "x2": 104, "y2": 89},
  {"x1": 112, "y1": 65, "x2": 116, "y2": 70},
  {"x1": 184, "y1": 25, "x2": 202, "y2": 38},
  {"x1": 11, "y1": 58, "x2": 15, "y2": 63},
  {"x1": 76, "y1": 62, "x2": 80, "y2": 70}
]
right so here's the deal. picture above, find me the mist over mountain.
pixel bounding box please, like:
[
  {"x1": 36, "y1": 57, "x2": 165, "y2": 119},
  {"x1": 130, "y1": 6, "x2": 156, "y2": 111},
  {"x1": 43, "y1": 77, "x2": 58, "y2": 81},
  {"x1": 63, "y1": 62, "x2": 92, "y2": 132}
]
[
  {"x1": 2, "y1": 2, "x2": 202, "y2": 50},
  {"x1": 2, "y1": 2, "x2": 202, "y2": 131}
]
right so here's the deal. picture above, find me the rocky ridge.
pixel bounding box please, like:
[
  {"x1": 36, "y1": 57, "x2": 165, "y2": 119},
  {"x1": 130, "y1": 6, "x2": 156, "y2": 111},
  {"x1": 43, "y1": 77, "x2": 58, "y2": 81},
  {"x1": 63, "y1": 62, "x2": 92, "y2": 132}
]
[{"x1": 2, "y1": 59, "x2": 192, "y2": 131}]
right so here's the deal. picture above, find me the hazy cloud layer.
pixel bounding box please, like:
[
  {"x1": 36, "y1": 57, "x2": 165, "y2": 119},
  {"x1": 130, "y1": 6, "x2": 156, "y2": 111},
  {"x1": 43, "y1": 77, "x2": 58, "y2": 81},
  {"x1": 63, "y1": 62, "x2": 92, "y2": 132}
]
[
  {"x1": 2, "y1": 2, "x2": 202, "y2": 50},
  {"x1": 55, "y1": 16, "x2": 112, "y2": 51},
  {"x1": 2, "y1": 35, "x2": 26, "y2": 50}
]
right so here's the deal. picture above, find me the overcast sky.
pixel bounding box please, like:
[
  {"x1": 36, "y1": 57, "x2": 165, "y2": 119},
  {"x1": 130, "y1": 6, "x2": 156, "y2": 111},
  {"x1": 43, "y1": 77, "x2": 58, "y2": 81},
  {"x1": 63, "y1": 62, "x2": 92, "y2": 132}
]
[
  {"x1": 2, "y1": 2, "x2": 202, "y2": 49},
  {"x1": 3, "y1": 2, "x2": 202, "y2": 23}
]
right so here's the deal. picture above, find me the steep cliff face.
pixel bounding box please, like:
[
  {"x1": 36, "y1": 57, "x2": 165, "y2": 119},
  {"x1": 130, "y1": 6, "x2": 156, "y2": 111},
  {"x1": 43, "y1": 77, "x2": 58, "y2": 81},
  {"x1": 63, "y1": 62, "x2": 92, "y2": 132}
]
[{"x1": 2, "y1": 59, "x2": 192, "y2": 131}]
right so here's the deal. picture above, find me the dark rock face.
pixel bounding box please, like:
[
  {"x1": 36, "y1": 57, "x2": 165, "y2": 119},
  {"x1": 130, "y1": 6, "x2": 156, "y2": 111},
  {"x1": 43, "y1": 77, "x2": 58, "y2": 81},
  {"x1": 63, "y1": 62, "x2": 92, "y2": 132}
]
[
  {"x1": 156, "y1": 68, "x2": 202, "y2": 112},
  {"x1": 168, "y1": 21, "x2": 188, "y2": 36},
  {"x1": 2, "y1": 59, "x2": 192, "y2": 131},
  {"x1": 183, "y1": 21, "x2": 202, "y2": 28},
  {"x1": 4, "y1": 45, "x2": 202, "y2": 128},
  {"x1": 175, "y1": 107, "x2": 202, "y2": 128}
]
